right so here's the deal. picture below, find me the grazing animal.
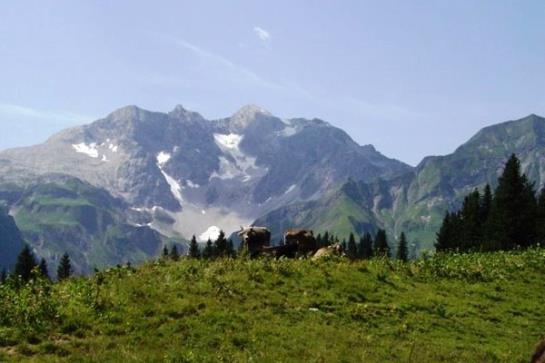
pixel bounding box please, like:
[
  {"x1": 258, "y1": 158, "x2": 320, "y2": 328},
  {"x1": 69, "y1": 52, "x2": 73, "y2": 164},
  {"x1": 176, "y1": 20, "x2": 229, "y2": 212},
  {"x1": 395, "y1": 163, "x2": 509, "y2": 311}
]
[
  {"x1": 531, "y1": 339, "x2": 545, "y2": 363},
  {"x1": 262, "y1": 243, "x2": 299, "y2": 259},
  {"x1": 237, "y1": 226, "x2": 271, "y2": 257},
  {"x1": 312, "y1": 243, "x2": 345, "y2": 261},
  {"x1": 284, "y1": 229, "x2": 317, "y2": 255}
]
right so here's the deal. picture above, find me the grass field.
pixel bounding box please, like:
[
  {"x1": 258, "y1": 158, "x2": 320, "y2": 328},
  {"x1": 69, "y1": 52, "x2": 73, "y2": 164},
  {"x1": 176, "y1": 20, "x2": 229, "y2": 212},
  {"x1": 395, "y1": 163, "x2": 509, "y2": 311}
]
[{"x1": 1, "y1": 249, "x2": 544, "y2": 362}]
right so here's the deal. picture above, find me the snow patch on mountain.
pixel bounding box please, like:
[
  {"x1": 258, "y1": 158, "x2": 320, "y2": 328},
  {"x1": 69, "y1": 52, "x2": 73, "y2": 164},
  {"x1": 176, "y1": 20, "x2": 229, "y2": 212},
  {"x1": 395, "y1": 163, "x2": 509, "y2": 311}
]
[
  {"x1": 199, "y1": 225, "x2": 221, "y2": 242},
  {"x1": 156, "y1": 151, "x2": 171, "y2": 166},
  {"x1": 211, "y1": 133, "x2": 264, "y2": 181},
  {"x1": 72, "y1": 143, "x2": 99, "y2": 158},
  {"x1": 156, "y1": 152, "x2": 183, "y2": 206},
  {"x1": 284, "y1": 184, "x2": 297, "y2": 194},
  {"x1": 186, "y1": 180, "x2": 200, "y2": 188}
]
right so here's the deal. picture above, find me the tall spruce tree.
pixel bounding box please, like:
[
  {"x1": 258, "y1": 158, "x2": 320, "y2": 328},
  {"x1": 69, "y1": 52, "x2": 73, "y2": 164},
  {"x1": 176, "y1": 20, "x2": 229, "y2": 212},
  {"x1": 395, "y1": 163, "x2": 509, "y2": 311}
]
[
  {"x1": 480, "y1": 184, "x2": 493, "y2": 224},
  {"x1": 374, "y1": 229, "x2": 390, "y2": 258},
  {"x1": 486, "y1": 154, "x2": 537, "y2": 250},
  {"x1": 435, "y1": 211, "x2": 462, "y2": 251},
  {"x1": 347, "y1": 233, "x2": 357, "y2": 259},
  {"x1": 162, "y1": 245, "x2": 169, "y2": 259},
  {"x1": 0, "y1": 268, "x2": 7, "y2": 284},
  {"x1": 14, "y1": 245, "x2": 37, "y2": 282},
  {"x1": 358, "y1": 232, "x2": 373, "y2": 259},
  {"x1": 39, "y1": 258, "x2": 50, "y2": 280},
  {"x1": 57, "y1": 253, "x2": 72, "y2": 280},
  {"x1": 188, "y1": 235, "x2": 200, "y2": 258},
  {"x1": 460, "y1": 189, "x2": 482, "y2": 251},
  {"x1": 214, "y1": 230, "x2": 228, "y2": 257},
  {"x1": 169, "y1": 245, "x2": 179, "y2": 261},
  {"x1": 202, "y1": 239, "x2": 214, "y2": 259},
  {"x1": 322, "y1": 231, "x2": 330, "y2": 247},
  {"x1": 536, "y1": 188, "x2": 545, "y2": 243},
  {"x1": 396, "y1": 232, "x2": 409, "y2": 262},
  {"x1": 226, "y1": 239, "x2": 236, "y2": 258}
]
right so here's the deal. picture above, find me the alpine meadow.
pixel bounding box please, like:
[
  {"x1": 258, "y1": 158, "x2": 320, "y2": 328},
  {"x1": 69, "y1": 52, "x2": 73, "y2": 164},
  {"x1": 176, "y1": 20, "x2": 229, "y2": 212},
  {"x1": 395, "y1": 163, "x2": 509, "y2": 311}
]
[{"x1": 1, "y1": 2, "x2": 545, "y2": 362}]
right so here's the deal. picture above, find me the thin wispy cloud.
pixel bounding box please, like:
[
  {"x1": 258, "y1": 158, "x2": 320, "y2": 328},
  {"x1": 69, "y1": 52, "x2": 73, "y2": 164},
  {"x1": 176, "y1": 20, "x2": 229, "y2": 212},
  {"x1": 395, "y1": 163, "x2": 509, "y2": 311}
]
[
  {"x1": 0, "y1": 103, "x2": 94, "y2": 124},
  {"x1": 253, "y1": 26, "x2": 271, "y2": 42},
  {"x1": 151, "y1": 32, "x2": 312, "y2": 101}
]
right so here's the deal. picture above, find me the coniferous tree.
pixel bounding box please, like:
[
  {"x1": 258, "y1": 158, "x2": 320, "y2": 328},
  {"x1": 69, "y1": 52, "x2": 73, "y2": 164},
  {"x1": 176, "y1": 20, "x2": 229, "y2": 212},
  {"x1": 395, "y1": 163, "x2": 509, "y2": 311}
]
[
  {"x1": 486, "y1": 154, "x2": 537, "y2": 250},
  {"x1": 39, "y1": 258, "x2": 50, "y2": 280},
  {"x1": 0, "y1": 268, "x2": 7, "y2": 284},
  {"x1": 14, "y1": 245, "x2": 37, "y2": 282},
  {"x1": 188, "y1": 235, "x2": 200, "y2": 258},
  {"x1": 57, "y1": 253, "x2": 72, "y2": 280},
  {"x1": 480, "y1": 184, "x2": 493, "y2": 224},
  {"x1": 460, "y1": 189, "x2": 482, "y2": 251},
  {"x1": 341, "y1": 239, "x2": 347, "y2": 252},
  {"x1": 170, "y1": 245, "x2": 179, "y2": 261},
  {"x1": 214, "y1": 230, "x2": 228, "y2": 257},
  {"x1": 315, "y1": 233, "x2": 323, "y2": 248},
  {"x1": 162, "y1": 245, "x2": 169, "y2": 259},
  {"x1": 227, "y1": 239, "x2": 236, "y2": 258},
  {"x1": 396, "y1": 232, "x2": 409, "y2": 262},
  {"x1": 536, "y1": 187, "x2": 545, "y2": 243},
  {"x1": 358, "y1": 232, "x2": 374, "y2": 259},
  {"x1": 202, "y1": 239, "x2": 214, "y2": 259},
  {"x1": 322, "y1": 231, "x2": 330, "y2": 247},
  {"x1": 435, "y1": 211, "x2": 462, "y2": 252},
  {"x1": 347, "y1": 233, "x2": 357, "y2": 259},
  {"x1": 374, "y1": 229, "x2": 390, "y2": 258}
]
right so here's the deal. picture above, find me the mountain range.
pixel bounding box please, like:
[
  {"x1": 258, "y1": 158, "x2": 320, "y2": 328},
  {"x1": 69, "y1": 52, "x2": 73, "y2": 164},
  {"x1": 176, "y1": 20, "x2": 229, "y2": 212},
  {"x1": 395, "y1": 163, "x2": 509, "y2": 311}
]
[{"x1": 1, "y1": 104, "x2": 544, "y2": 273}]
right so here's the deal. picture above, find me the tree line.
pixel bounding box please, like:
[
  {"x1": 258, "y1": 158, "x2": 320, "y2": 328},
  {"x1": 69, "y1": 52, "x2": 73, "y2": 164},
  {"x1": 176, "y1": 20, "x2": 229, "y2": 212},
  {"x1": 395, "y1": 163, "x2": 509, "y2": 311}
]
[
  {"x1": 436, "y1": 154, "x2": 545, "y2": 252},
  {"x1": 162, "y1": 228, "x2": 412, "y2": 262},
  {"x1": 0, "y1": 245, "x2": 72, "y2": 285}
]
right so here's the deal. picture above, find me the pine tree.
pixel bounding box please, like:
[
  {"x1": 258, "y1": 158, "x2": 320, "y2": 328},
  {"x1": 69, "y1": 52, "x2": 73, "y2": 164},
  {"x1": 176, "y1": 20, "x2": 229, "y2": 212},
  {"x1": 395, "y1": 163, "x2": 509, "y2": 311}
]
[
  {"x1": 435, "y1": 212, "x2": 462, "y2": 252},
  {"x1": 322, "y1": 231, "x2": 330, "y2": 247},
  {"x1": 0, "y1": 268, "x2": 7, "y2": 284},
  {"x1": 57, "y1": 253, "x2": 72, "y2": 280},
  {"x1": 170, "y1": 245, "x2": 179, "y2": 261},
  {"x1": 214, "y1": 230, "x2": 228, "y2": 257},
  {"x1": 39, "y1": 258, "x2": 50, "y2": 280},
  {"x1": 396, "y1": 232, "x2": 409, "y2": 262},
  {"x1": 486, "y1": 154, "x2": 537, "y2": 250},
  {"x1": 162, "y1": 245, "x2": 169, "y2": 259},
  {"x1": 536, "y1": 187, "x2": 545, "y2": 243},
  {"x1": 315, "y1": 233, "x2": 323, "y2": 248},
  {"x1": 14, "y1": 245, "x2": 37, "y2": 282},
  {"x1": 227, "y1": 239, "x2": 236, "y2": 258},
  {"x1": 373, "y1": 229, "x2": 390, "y2": 258},
  {"x1": 347, "y1": 233, "x2": 357, "y2": 259},
  {"x1": 188, "y1": 235, "x2": 200, "y2": 258},
  {"x1": 480, "y1": 184, "x2": 493, "y2": 224},
  {"x1": 358, "y1": 232, "x2": 373, "y2": 259},
  {"x1": 460, "y1": 189, "x2": 482, "y2": 251},
  {"x1": 202, "y1": 239, "x2": 214, "y2": 259}
]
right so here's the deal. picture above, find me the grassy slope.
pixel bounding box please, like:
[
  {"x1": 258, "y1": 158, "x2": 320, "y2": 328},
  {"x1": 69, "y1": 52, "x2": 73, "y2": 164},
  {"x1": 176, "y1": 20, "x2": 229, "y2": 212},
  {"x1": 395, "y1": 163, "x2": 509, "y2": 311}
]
[{"x1": 1, "y1": 249, "x2": 544, "y2": 362}]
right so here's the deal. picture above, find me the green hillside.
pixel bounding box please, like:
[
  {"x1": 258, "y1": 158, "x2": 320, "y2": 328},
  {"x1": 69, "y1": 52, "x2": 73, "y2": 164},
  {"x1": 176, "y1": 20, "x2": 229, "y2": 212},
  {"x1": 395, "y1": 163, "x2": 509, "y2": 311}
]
[
  {"x1": 4, "y1": 178, "x2": 165, "y2": 274},
  {"x1": 1, "y1": 249, "x2": 544, "y2": 362}
]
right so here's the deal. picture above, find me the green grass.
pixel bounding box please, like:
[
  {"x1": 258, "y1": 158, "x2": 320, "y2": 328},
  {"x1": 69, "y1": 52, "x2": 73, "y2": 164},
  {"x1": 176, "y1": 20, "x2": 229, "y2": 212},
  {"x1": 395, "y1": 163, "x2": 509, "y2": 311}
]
[{"x1": 1, "y1": 249, "x2": 544, "y2": 362}]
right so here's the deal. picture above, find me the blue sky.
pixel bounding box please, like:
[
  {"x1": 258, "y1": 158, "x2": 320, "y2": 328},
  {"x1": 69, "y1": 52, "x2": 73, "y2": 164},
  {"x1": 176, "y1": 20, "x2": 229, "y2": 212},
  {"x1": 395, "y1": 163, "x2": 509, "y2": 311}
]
[{"x1": 1, "y1": 1, "x2": 544, "y2": 165}]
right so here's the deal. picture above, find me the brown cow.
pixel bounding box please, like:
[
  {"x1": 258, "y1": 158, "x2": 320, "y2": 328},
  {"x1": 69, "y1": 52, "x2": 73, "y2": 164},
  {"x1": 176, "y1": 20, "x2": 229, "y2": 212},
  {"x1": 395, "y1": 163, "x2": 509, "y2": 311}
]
[
  {"x1": 532, "y1": 339, "x2": 545, "y2": 363},
  {"x1": 284, "y1": 229, "x2": 317, "y2": 255},
  {"x1": 237, "y1": 226, "x2": 271, "y2": 257}
]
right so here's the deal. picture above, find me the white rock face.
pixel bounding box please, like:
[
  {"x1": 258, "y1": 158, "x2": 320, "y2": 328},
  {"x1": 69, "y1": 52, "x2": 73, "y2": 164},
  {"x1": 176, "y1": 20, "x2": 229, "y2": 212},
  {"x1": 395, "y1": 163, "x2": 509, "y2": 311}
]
[{"x1": 72, "y1": 143, "x2": 99, "y2": 158}]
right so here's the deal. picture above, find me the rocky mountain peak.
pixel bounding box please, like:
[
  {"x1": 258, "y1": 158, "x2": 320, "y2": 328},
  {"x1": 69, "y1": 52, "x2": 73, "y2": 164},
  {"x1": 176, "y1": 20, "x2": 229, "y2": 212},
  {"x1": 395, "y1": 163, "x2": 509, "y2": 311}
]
[
  {"x1": 229, "y1": 104, "x2": 272, "y2": 131},
  {"x1": 168, "y1": 104, "x2": 205, "y2": 122}
]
